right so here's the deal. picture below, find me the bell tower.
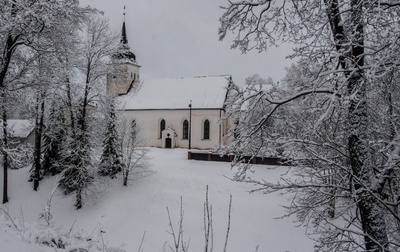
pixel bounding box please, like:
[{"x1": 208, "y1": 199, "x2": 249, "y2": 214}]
[{"x1": 107, "y1": 7, "x2": 141, "y2": 96}]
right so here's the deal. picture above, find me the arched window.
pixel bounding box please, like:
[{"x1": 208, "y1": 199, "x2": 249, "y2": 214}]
[
  {"x1": 203, "y1": 119, "x2": 210, "y2": 140},
  {"x1": 182, "y1": 120, "x2": 189, "y2": 139},
  {"x1": 131, "y1": 119, "x2": 137, "y2": 139},
  {"x1": 160, "y1": 119, "x2": 166, "y2": 138}
]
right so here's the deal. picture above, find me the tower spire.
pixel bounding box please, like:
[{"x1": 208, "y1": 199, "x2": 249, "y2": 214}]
[
  {"x1": 121, "y1": 5, "x2": 128, "y2": 44},
  {"x1": 107, "y1": 5, "x2": 141, "y2": 96},
  {"x1": 121, "y1": 22, "x2": 128, "y2": 44},
  {"x1": 112, "y1": 5, "x2": 136, "y2": 62}
]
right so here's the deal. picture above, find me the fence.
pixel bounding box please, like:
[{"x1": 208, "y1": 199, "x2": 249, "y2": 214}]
[{"x1": 187, "y1": 151, "x2": 284, "y2": 165}]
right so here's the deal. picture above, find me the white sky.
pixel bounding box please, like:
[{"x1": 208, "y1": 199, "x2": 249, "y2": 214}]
[{"x1": 80, "y1": 0, "x2": 293, "y2": 85}]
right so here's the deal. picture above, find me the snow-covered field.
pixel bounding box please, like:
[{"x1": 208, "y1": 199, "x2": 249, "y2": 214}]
[{"x1": 1, "y1": 148, "x2": 313, "y2": 251}]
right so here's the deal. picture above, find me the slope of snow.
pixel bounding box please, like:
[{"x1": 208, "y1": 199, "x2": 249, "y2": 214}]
[
  {"x1": 117, "y1": 75, "x2": 231, "y2": 110},
  {"x1": 1, "y1": 148, "x2": 313, "y2": 251}
]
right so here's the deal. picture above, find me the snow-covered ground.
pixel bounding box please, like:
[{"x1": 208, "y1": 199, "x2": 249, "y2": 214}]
[{"x1": 1, "y1": 148, "x2": 314, "y2": 251}]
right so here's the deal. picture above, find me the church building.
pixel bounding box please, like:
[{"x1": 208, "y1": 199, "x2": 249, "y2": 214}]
[{"x1": 107, "y1": 20, "x2": 233, "y2": 150}]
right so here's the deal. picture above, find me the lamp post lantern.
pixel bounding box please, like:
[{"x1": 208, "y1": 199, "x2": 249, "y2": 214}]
[{"x1": 188, "y1": 100, "x2": 192, "y2": 150}]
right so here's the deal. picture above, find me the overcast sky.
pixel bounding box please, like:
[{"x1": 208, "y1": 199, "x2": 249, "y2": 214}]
[{"x1": 80, "y1": 0, "x2": 293, "y2": 85}]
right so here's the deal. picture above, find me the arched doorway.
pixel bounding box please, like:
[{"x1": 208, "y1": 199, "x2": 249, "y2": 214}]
[
  {"x1": 165, "y1": 137, "x2": 172, "y2": 148},
  {"x1": 161, "y1": 127, "x2": 176, "y2": 149}
]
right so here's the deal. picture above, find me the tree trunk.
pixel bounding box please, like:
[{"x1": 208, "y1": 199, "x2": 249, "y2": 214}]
[
  {"x1": 2, "y1": 107, "x2": 8, "y2": 204},
  {"x1": 1, "y1": 4, "x2": 17, "y2": 204},
  {"x1": 0, "y1": 9, "x2": 18, "y2": 92},
  {"x1": 123, "y1": 170, "x2": 128, "y2": 186},
  {"x1": 75, "y1": 188, "x2": 82, "y2": 210},
  {"x1": 328, "y1": 189, "x2": 336, "y2": 219},
  {"x1": 347, "y1": 1, "x2": 388, "y2": 250},
  {"x1": 65, "y1": 78, "x2": 76, "y2": 139},
  {"x1": 33, "y1": 91, "x2": 45, "y2": 191}
]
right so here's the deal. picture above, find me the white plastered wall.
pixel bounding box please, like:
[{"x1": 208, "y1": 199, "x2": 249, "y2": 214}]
[{"x1": 119, "y1": 109, "x2": 232, "y2": 150}]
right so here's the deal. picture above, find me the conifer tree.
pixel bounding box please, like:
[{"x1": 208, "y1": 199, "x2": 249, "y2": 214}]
[
  {"x1": 58, "y1": 110, "x2": 93, "y2": 209},
  {"x1": 41, "y1": 102, "x2": 67, "y2": 176},
  {"x1": 99, "y1": 99, "x2": 124, "y2": 178}
]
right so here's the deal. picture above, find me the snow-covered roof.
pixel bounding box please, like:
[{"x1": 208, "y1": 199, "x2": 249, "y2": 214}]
[
  {"x1": 116, "y1": 75, "x2": 231, "y2": 110},
  {"x1": 7, "y1": 119, "x2": 34, "y2": 138}
]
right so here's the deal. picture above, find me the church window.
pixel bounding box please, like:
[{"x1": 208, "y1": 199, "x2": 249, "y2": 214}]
[
  {"x1": 160, "y1": 119, "x2": 166, "y2": 138},
  {"x1": 183, "y1": 120, "x2": 189, "y2": 139},
  {"x1": 131, "y1": 119, "x2": 137, "y2": 140},
  {"x1": 203, "y1": 119, "x2": 210, "y2": 140}
]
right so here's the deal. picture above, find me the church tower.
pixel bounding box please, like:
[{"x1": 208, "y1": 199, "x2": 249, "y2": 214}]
[{"x1": 107, "y1": 11, "x2": 141, "y2": 96}]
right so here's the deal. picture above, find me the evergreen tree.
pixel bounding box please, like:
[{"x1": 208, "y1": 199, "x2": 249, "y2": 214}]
[
  {"x1": 99, "y1": 99, "x2": 124, "y2": 178},
  {"x1": 58, "y1": 111, "x2": 93, "y2": 209},
  {"x1": 41, "y1": 102, "x2": 67, "y2": 176}
]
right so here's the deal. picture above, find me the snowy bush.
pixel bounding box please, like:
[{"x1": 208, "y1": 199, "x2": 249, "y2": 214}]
[
  {"x1": 0, "y1": 209, "x2": 126, "y2": 252},
  {"x1": 8, "y1": 144, "x2": 33, "y2": 170}
]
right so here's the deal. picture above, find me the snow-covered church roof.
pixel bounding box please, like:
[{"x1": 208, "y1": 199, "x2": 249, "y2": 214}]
[{"x1": 116, "y1": 75, "x2": 231, "y2": 110}]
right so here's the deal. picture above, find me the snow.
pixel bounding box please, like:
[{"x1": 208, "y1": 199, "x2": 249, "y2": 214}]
[
  {"x1": 0, "y1": 230, "x2": 54, "y2": 252},
  {"x1": 1, "y1": 148, "x2": 314, "y2": 251},
  {"x1": 117, "y1": 75, "x2": 231, "y2": 110},
  {"x1": 7, "y1": 119, "x2": 34, "y2": 138}
]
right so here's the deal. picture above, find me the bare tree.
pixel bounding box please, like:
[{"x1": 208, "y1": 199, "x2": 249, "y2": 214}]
[
  {"x1": 166, "y1": 197, "x2": 190, "y2": 252},
  {"x1": 58, "y1": 14, "x2": 118, "y2": 209},
  {"x1": 164, "y1": 187, "x2": 234, "y2": 252},
  {"x1": 118, "y1": 117, "x2": 151, "y2": 187},
  {"x1": 219, "y1": 1, "x2": 400, "y2": 251},
  {"x1": 0, "y1": 0, "x2": 91, "y2": 203}
]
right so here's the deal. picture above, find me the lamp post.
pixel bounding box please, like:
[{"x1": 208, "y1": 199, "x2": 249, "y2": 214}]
[{"x1": 188, "y1": 100, "x2": 192, "y2": 150}]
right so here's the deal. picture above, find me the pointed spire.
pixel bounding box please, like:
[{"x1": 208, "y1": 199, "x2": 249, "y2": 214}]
[
  {"x1": 121, "y1": 21, "x2": 128, "y2": 44},
  {"x1": 121, "y1": 6, "x2": 128, "y2": 44},
  {"x1": 112, "y1": 5, "x2": 137, "y2": 63}
]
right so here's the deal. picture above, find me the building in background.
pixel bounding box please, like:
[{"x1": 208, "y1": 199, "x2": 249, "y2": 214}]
[{"x1": 108, "y1": 20, "x2": 233, "y2": 149}]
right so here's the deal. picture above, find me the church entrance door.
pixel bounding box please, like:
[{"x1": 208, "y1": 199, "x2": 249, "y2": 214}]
[{"x1": 165, "y1": 138, "x2": 172, "y2": 148}]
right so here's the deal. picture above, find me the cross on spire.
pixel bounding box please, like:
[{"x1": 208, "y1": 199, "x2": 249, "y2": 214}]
[{"x1": 123, "y1": 5, "x2": 126, "y2": 21}]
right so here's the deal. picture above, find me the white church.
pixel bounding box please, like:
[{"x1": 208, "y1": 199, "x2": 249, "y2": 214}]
[{"x1": 107, "y1": 21, "x2": 234, "y2": 150}]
